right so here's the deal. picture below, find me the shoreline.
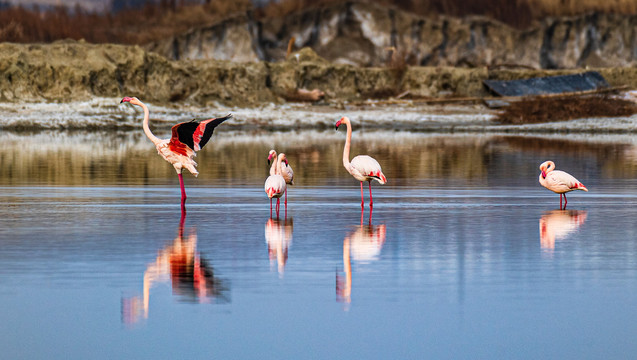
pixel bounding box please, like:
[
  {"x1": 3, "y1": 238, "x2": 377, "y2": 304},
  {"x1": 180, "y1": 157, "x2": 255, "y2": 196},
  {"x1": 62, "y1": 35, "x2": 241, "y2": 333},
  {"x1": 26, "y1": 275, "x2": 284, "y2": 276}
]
[{"x1": 2, "y1": 97, "x2": 637, "y2": 134}]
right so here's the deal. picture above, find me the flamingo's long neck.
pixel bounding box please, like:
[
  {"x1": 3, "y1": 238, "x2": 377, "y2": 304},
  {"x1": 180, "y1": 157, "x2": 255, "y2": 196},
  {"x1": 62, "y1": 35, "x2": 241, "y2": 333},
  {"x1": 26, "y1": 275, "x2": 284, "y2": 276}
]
[
  {"x1": 140, "y1": 102, "x2": 161, "y2": 145},
  {"x1": 269, "y1": 152, "x2": 278, "y2": 176},
  {"x1": 342, "y1": 121, "x2": 352, "y2": 170},
  {"x1": 547, "y1": 161, "x2": 555, "y2": 174},
  {"x1": 276, "y1": 154, "x2": 285, "y2": 175}
]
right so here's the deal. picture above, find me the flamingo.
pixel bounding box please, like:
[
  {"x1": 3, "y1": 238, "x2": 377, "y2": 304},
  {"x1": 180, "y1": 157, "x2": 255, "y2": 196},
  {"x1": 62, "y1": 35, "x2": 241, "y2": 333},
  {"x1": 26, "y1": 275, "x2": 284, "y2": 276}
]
[
  {"x1": 264, "y1": 152, "x2": 287, "y2": 215},
  {"x1": 268, "y1": 150, "x2": 294, "y2": 205},
  {"x1": 120, "y1": 96, "x2": 231, "y2": 212},
  {"x1": 335, "y1": 116, "x2": 387, "y2": 208},
  {"x1": 539, "y1": 160, "x2": 588, "y2": 209}
]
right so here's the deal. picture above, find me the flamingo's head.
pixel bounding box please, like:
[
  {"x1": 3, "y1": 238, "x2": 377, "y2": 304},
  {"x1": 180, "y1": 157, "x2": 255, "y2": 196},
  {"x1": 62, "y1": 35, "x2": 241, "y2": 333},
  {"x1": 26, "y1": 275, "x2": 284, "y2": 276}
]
[
  {"x1": 267, "y1": 150, "x2": 276, "y2": 165},
  {"x1": 539, "y1": 160, "x2": 553, "y2": 178},
  {"x1": 280, "y1": 153, "x2": 289, "y2": 166},
  {"x1": 335, "y1": 116, "x2": 349, "y2": 130},
  {"x1": 120, "y1": 96, "x2": 139, "y2": 105}
]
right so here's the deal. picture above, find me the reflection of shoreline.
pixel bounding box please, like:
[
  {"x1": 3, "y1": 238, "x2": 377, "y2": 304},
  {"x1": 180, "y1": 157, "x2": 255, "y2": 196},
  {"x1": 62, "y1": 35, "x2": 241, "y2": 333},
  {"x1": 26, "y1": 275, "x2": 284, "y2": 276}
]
[
  {"x1": 122, "y1": 215, "x2": 229, "y2": 325},
  {"x1": 539, "y1": 210, "x2": 588, "y2": 250},
  {"x1": 4, "y1": 130, "x2": 637, "y2": 186},
  {"x1": 265, "y1": 217, "x2": 293, "y2": 276}
]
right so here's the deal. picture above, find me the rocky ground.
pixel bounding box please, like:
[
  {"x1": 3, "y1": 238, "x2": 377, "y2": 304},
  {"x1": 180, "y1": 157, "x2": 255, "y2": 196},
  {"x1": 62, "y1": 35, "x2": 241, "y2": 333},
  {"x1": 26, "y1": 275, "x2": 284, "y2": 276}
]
[{"x1": 1, "y1": 41, "x2": 637, "y2": 132}]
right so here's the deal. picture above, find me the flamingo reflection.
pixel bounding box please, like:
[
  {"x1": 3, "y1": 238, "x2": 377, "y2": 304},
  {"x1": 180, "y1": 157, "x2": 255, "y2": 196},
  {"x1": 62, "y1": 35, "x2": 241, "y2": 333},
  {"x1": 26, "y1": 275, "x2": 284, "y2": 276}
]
[
  {"x1": 265, "y1": 217, "x2": 294, "y2": 276},
  {"x1": 337, "y1": 209, "x2": 387, "y2": 304},
  {"x1": 122, "y1": 214, "x2": 229, "y2": 324},
  {"x1": 539, "y1": 209, "x2": 588, "y2": 250}
]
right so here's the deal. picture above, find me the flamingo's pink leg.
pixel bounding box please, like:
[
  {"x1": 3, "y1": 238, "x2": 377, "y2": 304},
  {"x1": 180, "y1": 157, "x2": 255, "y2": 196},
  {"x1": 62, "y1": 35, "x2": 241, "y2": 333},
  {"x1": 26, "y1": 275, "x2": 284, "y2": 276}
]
[
  {"x1": 285, "y1": 189, "x2": 288, "y2": 207},
  {"x1": 563, "y1": 193, "x2": 568, "y2": 209},
  {"x1": 270, "y1": 198, "x2": 273, "y2": 215},
  {"x1": 360, "y1": 182, "x2": 365, "y2": 207},
  {"x1": 559, "y1": 193, "x2": 562, "y2": 209},
  {"x1": 368, "y1": 181, "x2": 373, "y2": 208},
  {"x1": 178, "y1": 173, "x2": 187, "y2": 213}
]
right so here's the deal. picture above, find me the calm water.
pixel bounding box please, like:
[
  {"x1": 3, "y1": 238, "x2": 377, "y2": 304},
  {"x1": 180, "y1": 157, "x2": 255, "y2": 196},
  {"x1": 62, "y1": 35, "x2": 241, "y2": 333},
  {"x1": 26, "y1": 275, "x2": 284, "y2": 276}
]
[{"x1": 2, "y1": 130, "x2": 637, "y2": 359}]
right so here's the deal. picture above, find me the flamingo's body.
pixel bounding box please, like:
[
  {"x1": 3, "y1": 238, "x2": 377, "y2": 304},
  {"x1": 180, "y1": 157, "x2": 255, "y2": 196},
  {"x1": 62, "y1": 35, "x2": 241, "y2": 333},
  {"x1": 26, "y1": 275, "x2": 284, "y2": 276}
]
[
  {"x1": 268, "y1": 150, "x2": 294, "y2": 205},
  {"x1": 265, "y1": 153, "x2": 287, "y2": 214},
  {"x1": 539, "y1": 160, "x2": 588, "y2": 209},
  {"x1": 335, "y1": 116, "x2": 387, "y2": 208},
  {"x1": 120, "y1": 97, "x2": 231, "y2": 211}
]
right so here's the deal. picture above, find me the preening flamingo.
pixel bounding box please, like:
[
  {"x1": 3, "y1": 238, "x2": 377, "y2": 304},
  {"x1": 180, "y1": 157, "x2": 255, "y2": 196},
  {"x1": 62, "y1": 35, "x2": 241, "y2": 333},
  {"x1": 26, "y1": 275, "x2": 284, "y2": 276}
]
[
  {"x1": 264, "y1": 152, "x2": 287, "y2": 215},
  {"x1": 335, "y1": 116, "x2": 387, "y2": 208},
  {"x1": 539, "y1": 160, "x2": 588, "y2": 209},
  {"x1": 268, "y1": 150, "x2": 294, "y2": 205},
  {"x1": 120, "y1": 97, "x2": 231, "y2": 211}
]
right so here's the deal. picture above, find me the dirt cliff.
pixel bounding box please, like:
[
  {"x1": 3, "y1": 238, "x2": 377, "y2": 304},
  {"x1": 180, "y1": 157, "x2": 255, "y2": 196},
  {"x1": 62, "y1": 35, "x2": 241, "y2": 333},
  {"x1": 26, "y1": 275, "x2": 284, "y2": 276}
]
[
  {"x1": 1, "y1": 41, "x2": 637, "y2": 107},
  {"x1": 147, "y1": 2, "x2": 637, "y2": 69}
]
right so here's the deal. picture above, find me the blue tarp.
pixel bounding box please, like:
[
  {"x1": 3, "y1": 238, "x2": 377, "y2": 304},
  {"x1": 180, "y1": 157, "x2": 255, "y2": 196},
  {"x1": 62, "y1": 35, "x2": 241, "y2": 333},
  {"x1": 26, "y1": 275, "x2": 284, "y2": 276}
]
[{"x1": 483, "y1": 71, "x2": 609, "y2": 97}]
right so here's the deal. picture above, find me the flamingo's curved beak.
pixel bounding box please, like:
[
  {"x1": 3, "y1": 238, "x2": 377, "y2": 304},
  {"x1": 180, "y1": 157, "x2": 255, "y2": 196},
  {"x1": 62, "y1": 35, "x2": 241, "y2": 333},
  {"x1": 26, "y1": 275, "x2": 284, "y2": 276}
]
[
  {"x1": 267, "y1": 153, "x2": 274, "y2": 165},
  {"x1": 541, "y1": 170, "x2": 546, "y2": 178},
  {"x1": 120, "y1": 97, "x2": 132, "y2": 104},
  {"x1": 335, "y1": 119, "x2": 342, "y2": 130}
]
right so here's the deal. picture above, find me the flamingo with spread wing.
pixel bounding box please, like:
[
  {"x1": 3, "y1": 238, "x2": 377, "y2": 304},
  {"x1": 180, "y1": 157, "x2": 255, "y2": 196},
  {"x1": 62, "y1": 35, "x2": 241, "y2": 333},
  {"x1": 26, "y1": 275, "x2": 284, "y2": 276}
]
[{"x1": 120, "y1": 97, "x2": 231, "y2": 212}]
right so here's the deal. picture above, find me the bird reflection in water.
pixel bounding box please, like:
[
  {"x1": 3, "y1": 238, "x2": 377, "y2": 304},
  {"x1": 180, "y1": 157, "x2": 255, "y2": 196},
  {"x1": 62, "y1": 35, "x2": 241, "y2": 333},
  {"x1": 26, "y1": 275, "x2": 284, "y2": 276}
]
[
  {"x1": 539, "y1": 209, "x2": 588, "y2": 251},
  {"x1": 265, "y1": 216, "x2": 294, "y2": 277},
  {"x1": 336, "y1": 209, "x2": 387, "y2": 305},
  {"x1": 122, "y1": 213, "x2": 229, "y2": 325}
]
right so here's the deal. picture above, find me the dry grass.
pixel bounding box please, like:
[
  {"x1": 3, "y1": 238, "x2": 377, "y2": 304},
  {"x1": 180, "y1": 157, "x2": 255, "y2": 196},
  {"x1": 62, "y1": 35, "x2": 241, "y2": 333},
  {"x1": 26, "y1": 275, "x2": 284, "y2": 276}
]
[
  {"x1": 528, "y1": 0, "x2": 637, "y2": 18},
  {"x1": 1, "y1": 0, "x2": 636, "y2": 44},
  {"x1": 496, "y1": 95, "x2": 637, "y2": 124},
  {"x1": 0, "y1": 1, "x2": 252, "y2": 44}
]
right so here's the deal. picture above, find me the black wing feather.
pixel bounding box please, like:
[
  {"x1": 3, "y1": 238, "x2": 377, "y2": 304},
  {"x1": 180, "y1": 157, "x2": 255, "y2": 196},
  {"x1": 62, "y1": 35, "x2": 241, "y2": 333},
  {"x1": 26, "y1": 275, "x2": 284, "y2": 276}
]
[
  {"x1": 198, "y1": 114, "x2": 233, "y2": 149},
  {"x1": 175, "y1": 121, "x2": 199, "y2": 151},
  {"x1": 174, "y1": 114, "x2": 232, "y2": 151}
]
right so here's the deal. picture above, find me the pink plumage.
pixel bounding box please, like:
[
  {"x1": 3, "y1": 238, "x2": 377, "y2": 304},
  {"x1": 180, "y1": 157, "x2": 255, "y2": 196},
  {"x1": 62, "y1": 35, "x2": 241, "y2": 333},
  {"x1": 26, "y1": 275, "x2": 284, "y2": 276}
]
[
  {"x1": 265, "y1": 151, "x2": 288, "y2": 215},
  {"x1": 120, "y1": 96, "x2": 230, "y2": 212},
  {"x1": 268, "y1": 150, "x2": 294, "y2": 206},
  {"x1": 335, "y1": 116, "x2": 387, "y2": 208},
  {"x1": 539, "y1": 160, "x2": 588, "y2": 209}
]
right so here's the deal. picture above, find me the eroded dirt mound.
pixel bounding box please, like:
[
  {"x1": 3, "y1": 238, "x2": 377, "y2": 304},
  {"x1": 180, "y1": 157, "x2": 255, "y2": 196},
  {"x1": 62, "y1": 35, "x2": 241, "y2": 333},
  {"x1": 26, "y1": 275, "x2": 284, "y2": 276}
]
[
  {"x1": 2, "y1": 41, "x2": 637, "y2": 111},
  {"x1": 496, "y1": 95, "x2": 637, "y2": 124}
]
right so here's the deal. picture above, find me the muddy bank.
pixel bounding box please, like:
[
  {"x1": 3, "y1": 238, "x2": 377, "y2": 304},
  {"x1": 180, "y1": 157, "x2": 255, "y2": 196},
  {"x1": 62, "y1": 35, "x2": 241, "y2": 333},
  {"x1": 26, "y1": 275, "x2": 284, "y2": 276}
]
[{"x1": 2, "y1": 41, "x2": 637, "y2": 109}]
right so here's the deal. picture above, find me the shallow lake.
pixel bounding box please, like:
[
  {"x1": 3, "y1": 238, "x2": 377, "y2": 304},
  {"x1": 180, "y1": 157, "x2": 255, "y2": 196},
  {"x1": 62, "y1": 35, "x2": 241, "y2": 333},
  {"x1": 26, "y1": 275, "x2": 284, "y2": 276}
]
[{"x1": 2, "y1": 130, "x2": 637, "y2": 359}]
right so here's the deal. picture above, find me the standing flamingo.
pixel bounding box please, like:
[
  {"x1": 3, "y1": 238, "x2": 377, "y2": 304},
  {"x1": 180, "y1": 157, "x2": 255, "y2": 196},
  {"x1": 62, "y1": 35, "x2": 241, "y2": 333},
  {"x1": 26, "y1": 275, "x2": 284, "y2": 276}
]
[
  {"x1": 539, "y1": 160, "x2": 588, "y2": 209},
  {"x1": 335, "y1": 116, "x2": 387, "y2": 208},
  {"x1": 268, "y1": 150, "x2": 294, "y2": 206},
  {"x1": 120, "y1": 97, "x2": 231, "y2": 212},
  {"x1": 264, "y1": 152, "x2": 287, "y2": 215}
]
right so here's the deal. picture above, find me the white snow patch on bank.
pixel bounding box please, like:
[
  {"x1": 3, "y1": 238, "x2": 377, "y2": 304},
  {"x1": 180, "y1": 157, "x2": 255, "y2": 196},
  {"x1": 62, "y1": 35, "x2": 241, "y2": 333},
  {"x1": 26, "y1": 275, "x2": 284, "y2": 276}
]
[{"x1": 1, "y1": 98, "x2": 637, "y2": 133}]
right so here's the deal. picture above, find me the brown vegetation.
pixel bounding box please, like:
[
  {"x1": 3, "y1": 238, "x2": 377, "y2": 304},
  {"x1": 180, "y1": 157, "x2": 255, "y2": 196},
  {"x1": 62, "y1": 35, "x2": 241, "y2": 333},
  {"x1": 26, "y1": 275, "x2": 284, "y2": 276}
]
[
  {"x1": 0, "y1": 0, "x2": 251, "y2": 44},
  {"x1": 1, "y1": 0, "x2": 637, "y2": 45},
  {"x1": 496, "y1": 95, "x2": 637, "y2": 124}
]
